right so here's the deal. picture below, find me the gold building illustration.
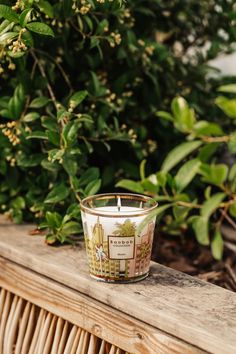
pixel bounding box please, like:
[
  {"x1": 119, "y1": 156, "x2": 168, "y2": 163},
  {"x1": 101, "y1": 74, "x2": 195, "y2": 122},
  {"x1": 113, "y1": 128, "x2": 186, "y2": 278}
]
[{"x1": 84, "y1": 217, "x2": 154, "y2": 280}]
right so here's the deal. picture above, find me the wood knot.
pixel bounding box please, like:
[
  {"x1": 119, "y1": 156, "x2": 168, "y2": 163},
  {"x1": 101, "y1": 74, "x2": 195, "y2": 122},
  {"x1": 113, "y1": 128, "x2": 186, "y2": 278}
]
[
  {"x1": 92, "y1": 324, "x2": 102, "y2": 336},
  {"x1": 136, "y1": 332, "x2": 144, "y2": 340}
]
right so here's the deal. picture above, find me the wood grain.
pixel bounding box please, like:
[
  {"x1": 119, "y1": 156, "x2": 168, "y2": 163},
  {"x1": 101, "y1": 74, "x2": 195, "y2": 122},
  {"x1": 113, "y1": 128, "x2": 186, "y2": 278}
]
[
  {"x1": 0, "y1": 221, "x2": 236, "y2": 353},
  {"x1": 0, "y1": 257, "x2": 201, "y2": 354}
]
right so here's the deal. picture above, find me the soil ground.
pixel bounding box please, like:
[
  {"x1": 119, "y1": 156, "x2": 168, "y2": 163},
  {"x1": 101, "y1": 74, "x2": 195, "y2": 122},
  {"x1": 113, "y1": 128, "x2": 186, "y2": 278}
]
[{"x1": 152, "y1": 225, "x2": 236, "y2": 292}]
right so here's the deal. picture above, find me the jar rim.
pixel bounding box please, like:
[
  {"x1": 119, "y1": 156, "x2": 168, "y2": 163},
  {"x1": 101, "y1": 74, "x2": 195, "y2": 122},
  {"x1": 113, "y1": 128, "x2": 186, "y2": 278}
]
[{"x1": 80, "y1": 193, "x2": 158, "y2": 218}]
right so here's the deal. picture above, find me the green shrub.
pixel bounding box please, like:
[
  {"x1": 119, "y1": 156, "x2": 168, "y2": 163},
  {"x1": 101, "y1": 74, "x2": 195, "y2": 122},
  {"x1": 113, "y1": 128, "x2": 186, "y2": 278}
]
[
  {"x1": 0, "y1": 0, "x2": 235, "y2": 244},
  {"x1": 118, "y1": 88, "x2": 236, "y2": 260}
]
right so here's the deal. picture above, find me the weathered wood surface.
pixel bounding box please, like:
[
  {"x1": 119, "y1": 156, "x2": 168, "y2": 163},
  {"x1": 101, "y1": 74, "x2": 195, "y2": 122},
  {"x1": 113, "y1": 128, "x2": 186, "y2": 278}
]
[
  {"x1": 0, "y1": 220, "x2": 236, "y2": 353},
  {"x1": 0, "y1": 257, "x2": 201, "y2": 354}
]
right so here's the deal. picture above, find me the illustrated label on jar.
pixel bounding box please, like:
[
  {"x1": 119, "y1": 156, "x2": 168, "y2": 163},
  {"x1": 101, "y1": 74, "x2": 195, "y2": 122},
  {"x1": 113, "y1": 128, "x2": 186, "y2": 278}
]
[{"x1": 108, "y1": 236, "x2": 135, "y2": 260}]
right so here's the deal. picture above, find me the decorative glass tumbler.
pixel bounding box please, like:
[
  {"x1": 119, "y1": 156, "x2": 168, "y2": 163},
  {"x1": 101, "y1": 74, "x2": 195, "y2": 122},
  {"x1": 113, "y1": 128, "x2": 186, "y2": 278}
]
[{"x1": 80, "y1": 193, "x2": 157, "y2": 283}]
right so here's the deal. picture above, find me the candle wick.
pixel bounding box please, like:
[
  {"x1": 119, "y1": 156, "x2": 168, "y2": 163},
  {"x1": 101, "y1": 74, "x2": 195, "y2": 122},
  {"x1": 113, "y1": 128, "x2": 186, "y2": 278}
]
[{"x1": 117, "y1": 196, "x2": 121, "y2": 212}]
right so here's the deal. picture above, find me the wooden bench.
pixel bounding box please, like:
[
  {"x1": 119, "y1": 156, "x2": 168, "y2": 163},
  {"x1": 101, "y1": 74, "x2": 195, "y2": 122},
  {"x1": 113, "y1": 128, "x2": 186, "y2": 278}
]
[{"x1": 0, "y1": 220, "x2": 236, "y2": 354}]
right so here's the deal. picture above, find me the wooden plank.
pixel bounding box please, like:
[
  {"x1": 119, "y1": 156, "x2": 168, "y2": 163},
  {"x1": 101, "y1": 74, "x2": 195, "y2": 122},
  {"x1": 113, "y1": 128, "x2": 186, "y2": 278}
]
[
  {"x1": 0, "y1": 221, "x2": 235, "y2": 353},
  {"x1": 0, "y1": 257, "x2": 203, "y2": 354}
]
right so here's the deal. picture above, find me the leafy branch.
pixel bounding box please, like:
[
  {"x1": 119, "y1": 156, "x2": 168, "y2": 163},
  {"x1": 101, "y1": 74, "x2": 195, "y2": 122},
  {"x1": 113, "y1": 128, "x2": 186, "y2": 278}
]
[{"x1": 117, "y1": 91, "x2": 236, "y2": 260}]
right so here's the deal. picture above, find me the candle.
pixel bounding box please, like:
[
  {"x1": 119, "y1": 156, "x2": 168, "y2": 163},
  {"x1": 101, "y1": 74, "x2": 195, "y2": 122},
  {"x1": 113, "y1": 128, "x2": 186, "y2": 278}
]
[{"x1": 80, "y1": 193, "x2": 157, "y2": 283}]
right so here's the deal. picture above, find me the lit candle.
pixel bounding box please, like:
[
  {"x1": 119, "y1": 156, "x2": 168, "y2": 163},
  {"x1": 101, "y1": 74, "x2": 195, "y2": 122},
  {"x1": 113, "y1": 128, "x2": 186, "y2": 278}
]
[{"x1": 80, "y1": 193, "x2": 157, "y2": 283}]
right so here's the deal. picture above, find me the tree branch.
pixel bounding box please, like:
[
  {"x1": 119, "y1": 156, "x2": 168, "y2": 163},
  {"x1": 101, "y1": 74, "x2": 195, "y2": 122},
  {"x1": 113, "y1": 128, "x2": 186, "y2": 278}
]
[{"x1": 30, "y1": 50, "x2": 57, "y2": 109}]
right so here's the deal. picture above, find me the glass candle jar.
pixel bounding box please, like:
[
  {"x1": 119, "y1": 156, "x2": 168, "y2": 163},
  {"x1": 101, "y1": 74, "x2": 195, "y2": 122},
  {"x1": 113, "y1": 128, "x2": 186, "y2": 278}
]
[{"x1": 80, "y1": 193, "x2": 157, "y2": 283}]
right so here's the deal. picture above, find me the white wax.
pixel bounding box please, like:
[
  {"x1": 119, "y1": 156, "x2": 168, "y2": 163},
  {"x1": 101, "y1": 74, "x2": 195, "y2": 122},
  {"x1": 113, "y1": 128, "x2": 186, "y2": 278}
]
[
  {"x1": 94, "y1": 206, "x2": 141, "y2": 215},
  {"x1": 82, "y1": 206, "x2": 150, "y2": 240}
]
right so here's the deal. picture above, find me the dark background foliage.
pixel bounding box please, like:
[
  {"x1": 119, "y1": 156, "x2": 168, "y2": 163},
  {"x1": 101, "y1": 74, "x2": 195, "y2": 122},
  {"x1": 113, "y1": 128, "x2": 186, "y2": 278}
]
[{"x1": 0, "y1": 0, "x2": 236, "y2": 247}]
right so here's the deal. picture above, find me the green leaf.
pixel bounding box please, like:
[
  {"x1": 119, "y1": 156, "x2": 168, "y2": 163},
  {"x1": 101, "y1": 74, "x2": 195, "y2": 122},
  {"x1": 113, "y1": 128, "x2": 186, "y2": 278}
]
[
  {"x1": 8, "y1": 84, "x2": 25, "y2": 119},
  {"x1": 29, "y1": 97, "x2": 50, "y2": 108},
  {"x1": 41, "y1": 116, "x2": 58, "y2": 132},
  {"x1": 11, "y1": 196, "x2": 25, "y2": 210},
  {"x1": 96, "y1": 19, "x2": 109, "y2": 35},
  {"x1": 26, "y1": 22, "x2": 54, "y2": 37},
  {"x1": 41, "y1": 159, "x2": 59, "y2": 172},
  {"x1": 171, "y1": 97, "x2": 196, "y2": 132},
  {"x1": 199, "y1": 164, "x2": 228, "y2": 185},
  {"x1": 45, "y1": 234, "x2": 57, "y2": 244},
  {"x1": 83, "y1": 15, "x2": 93, "y2": 31},
  {"x1": 154, "y1": 195, "x2": 172, "y2": 202},
  {"x1": 90, "y1": 71, "x2": 104, "y2": 96},
  {"x1": 193, "y1": 121, "x2": 223, "y2": 136},
  {"x1": 22, "y1": 29, "x2": 34, "y2": 47},
  {"x1": 0, "y1": 193, "x2": 7, "y2": 204},
  {"x1": 48, "y1": 149, "x2": 64, "y2": 163},
  {"x1": 23, "y1": 112, "x2": 40, "y2": 122},
  {"x1": 136, "y1": 203, "x2": 171, "y2": 237},
  {"x1": 70, "y1": 176, "x2": 80, "y2": 192},
  {"x1": 228, "y1": 132, "x2": 236, "y2": 154},
  {"x1": 229, "y1": 202, "x2": 236, "y2": 218},
  {"x1": 139, "y1": 159, "x2": 146, "y2": 181},
  {"x1": 0, "y1": 31, "x2": 18, "y2": 45},
  {"x1": 215, "y1": 96, "x2": 236, "y2": 119},
  {"x1": 62, "y1": 0, "x2": 73, "y2": 16},
  {"x1": 45, "y1": 184, "x2": 70, "y2": 203},
  {"x1": 61, "y1": 221, "x2": 81, "y2": 235},
  {"x1": 17, "y1": 153, "x2": 43, "y2": 167},
  {"x1": 161, "y1": 141, "x2": 202, "y2": 172},
  {"x1": 69, "y1": 90, "x2": 88, "y2": 109},
  {"x1": 173, "y1": 204, "x2": 191, "y2": 221},
  {"x1": 45, "y1": 211, "x2": 62, "y2": 228},
  {"x1": 26, "y1": 131, "x2": 48, "y2": 140},
  {"x1": 156, "y1": 171, "x2": 167, "y2": 188},
  {"x1": 147, "y1": 174, "x2": 158, "y2": 187},
  {"x1": 46, "y1": 131, "x2": 60, "y2": 147},
  {"x1": 79, "y1": 167, "x2": 99, "y2": 187},
  {"x1": 12, "y1": 209, "x2": 23, "y2": 224},
  {"x1": 90, "y1": 37, "x2": 100, "y2": 49},
  {"x1": 201, "y1": 193, "x2": 225, "y2": 219},
  {"x1": 192, "y1": 216, "x2": 209, "y2": 245},
  {"x1": 198, "y1": 143, "x2": 219, "y2": 163},
  {"x1": 0, "y1": 5, "x2": 19, "y2": 23},
  {"x1": 62, "y1": 155, "x2": 78, "y2": 177},
  {"x1": 211, "y1": 229, "x2": 223, "y2": 260},
  {"x1": 175, "y1": 158, "x2": 201, "y2": 192},
  {"x1": 156, "y1": 111, "x2": 174, "y2": 122},
  {"x1": 0, "y1": 19, "x2": 12, "y2": 33},
  {"x1": 66, "y1": 203, "x2": 81, "y2": 218},
  {"x1": 229, "y1": 163, "x2": 236, "y2": 182},
  {"x1": 84, "y1": 179, "x2": 101, "y2": 196},
  {"x1": 174, "y1": 193, "x2": 191, "y2": 203},
  {"x1": 218, "y1": 84, "x2": 236, "y2": 94},
  {"x1": 7, "y1": 50, "x2": 25, "y2": 58},
  {"x1": 62, "y1": 121, "x2": 80, "y2": 146},
  {"x1": 116, "y1": 179, "x2": 144, "y2": 194},
  {"x1": 19, "y1": 8, "x2": 33, "y2": 27},
  {"x1": 141, "y1": 179, "x2": 158, "y2": 194},
  {"x1": 77, "y1": 114, "x2": 93, "y2": 124},
  {"x1": 37, "y1": 0, "x2": 54, "y2": 18},
  {"x1": 57, "y1": 108, "x2": 69, "y2": 122},
  {"x1": 0, "y1": 160, "x2": 7, "y2": 175},
  {"x1": 204, "y1": 186, "x2": 212, "y2": 200}
]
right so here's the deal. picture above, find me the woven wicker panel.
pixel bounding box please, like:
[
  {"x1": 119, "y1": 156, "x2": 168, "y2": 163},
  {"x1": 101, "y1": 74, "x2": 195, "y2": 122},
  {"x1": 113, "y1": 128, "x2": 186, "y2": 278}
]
[{"x1": 0, "y1": 288, "x2": 129, "y2": 354}]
